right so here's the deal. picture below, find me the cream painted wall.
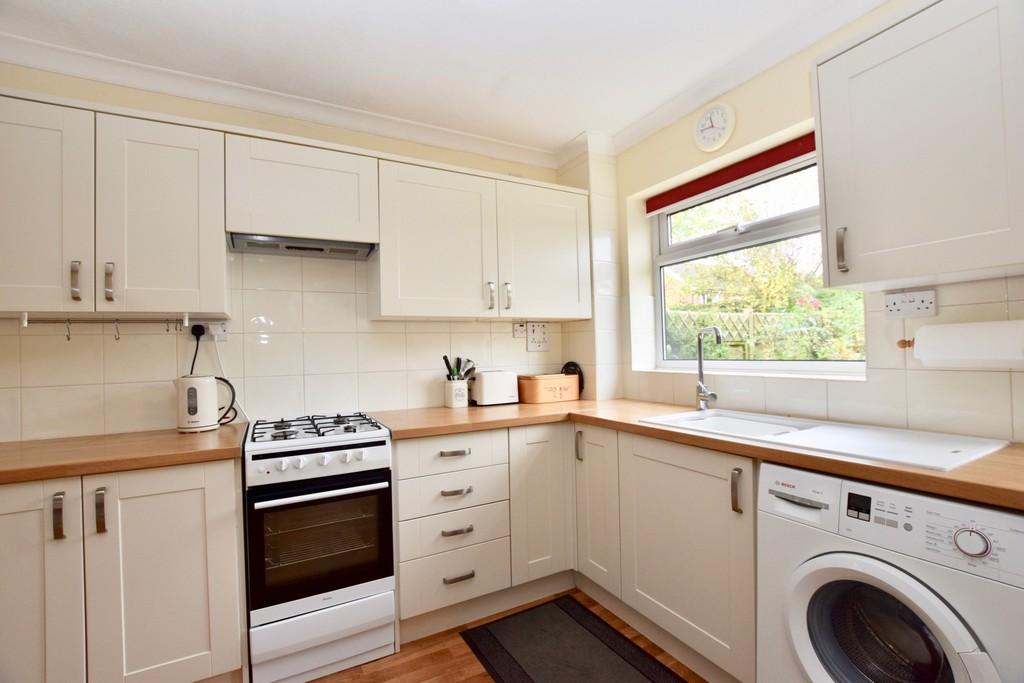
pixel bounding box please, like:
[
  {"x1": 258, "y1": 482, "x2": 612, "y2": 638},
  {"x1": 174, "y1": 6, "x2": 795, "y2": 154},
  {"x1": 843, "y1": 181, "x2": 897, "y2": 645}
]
[{"x1": 0, "y1": 62, "x2": 558, "y2": 183}]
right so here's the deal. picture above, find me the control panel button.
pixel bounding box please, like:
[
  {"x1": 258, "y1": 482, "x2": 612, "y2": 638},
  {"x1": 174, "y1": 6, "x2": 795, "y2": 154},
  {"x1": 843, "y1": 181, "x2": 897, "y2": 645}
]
[
  {"x1": 276, "y1": 458, "x2": 289, "y2": 472},
  {"x1": 318, "y1": 454, "x2": 332, "y2": 466},
  {"x1": 294, "y1": 456, "x2": 306, "y2": 470},
  {"x1": 954, "y1": 528, "x2": 992, "y2": 558},
  {"x1": 353, "y1": 450, "x2": 365, "y2": 462},
  {"x1": 339, "y1": 453, "x2": 352, "y2": 464}
]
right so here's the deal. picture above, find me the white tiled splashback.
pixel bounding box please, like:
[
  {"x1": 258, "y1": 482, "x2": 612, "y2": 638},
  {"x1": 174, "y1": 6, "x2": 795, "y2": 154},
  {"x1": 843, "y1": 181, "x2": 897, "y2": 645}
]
[
  {"x1": 624, "y1": 276, "x2": 1024, "y2": 442},
  {"x1": 0, "y1": 253, "x2": 571, "y2": 442}
]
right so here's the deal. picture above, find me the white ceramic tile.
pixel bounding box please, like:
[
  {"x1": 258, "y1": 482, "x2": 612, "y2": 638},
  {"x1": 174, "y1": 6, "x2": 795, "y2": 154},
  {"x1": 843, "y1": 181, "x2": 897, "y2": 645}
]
[
  {"x1": 104, "y1": 381, "x2": 177, "y2": 433},
  {"x1": 407, "y1": 333, "x2": 451, "y2": 371},
  {"x1": 179, "y1": 336, "x2": 243, "y2": 378},
  {"x1": 406, "y1": 370, "x2": 445, "y2": 408},
  {"x1": 357, "y1": 371, "x2": 407, "y2": 411},
  {"x1": 564, "y1": 319, "x2": 594, "y2": 333},
  {"x1": 451, "y1": 333, "x2": 492, "y2": 367},
  {"x1": 450, "y1": 321, "x2": 492, "y2": 333},
  {"x1": 0, "y1": 336, "x2": 19, "y2": 387},
  {"x1": 706, "y1": 374, "x2": 765, "y2": 412},
  {"x1": 302, "y1": 257, "x2": 356, "y2": 292},
  {"x1": 0, "y1": 388, "x2": 19, "y2": 442},
  {"x1": 1013, "y1": 373, "x2": 1024, "y2": 442},
  {"x1": 580, "y1": 363, "x2": 598, "y2": 400},
  {"x1": 595, "y1": 364, "x2": 624, "y2": 400},
  {"x1": 864, "y1": 291, "x2": 886, "y2": 312},
  {"x1": 406, "y1": 321, "x2": 450, "y2": 333},
  {"x1": 1009, "y1": 301, "x2": 1024, "y2": 320},
  {"x1": 244, "y1": 333, "x2": 304, "y2": 377},
  {"x1": 304, "y1": 373, "x2": 359, "y2": 414},
  {"x1": 629, "y1": 295, "x2": 656, "y2": 333},
  {"x1": 226, "y1": 377, "x2": 245, "y2": 416},
  {"x1": 594, "y1": 296, "x2": 623, "y2": 332},
  {"x1": 670, "y1": 373, "x2": 697, "y2": 406},
  {"x1": 865, "y1": 311, "x2": 905, "y2": 370},
  {"x1": 20, "y1": 335, "x2": 103, "y2": 387},
  {"x1": 565, "y1": 331, "x2": 595, "y2": 366},
  {"x1": 765, "y1": 378, "x2": 828, "y2": 419},
  {"x1": 490, "y1": 334, "x2": 528, "y2": 368},
  {"x1": 354, "y1": 261, "x2": 369, "y2": 294},
  {"x1": 594, "y1": 328, "x2": 622, "y2": 365},
  {"x1": 528, "y1": 332, "x2": 564, "y2": 367},
  {"x1": 827, "y1": 370, "x2": 907, "y2": 428},
  {"x1": 904, "y1": 302, "x2": 1007, "y2": 369},
  {"x1": 302, "y1": 333, "x2": 358, "y2": 375},
  {"x1": 628, "y1": 371, "x2": 674, "y2": 404},
  {"x1": 357, "y1": 333, "x2": 406, "y2": 372},
  {"x1": 356, "y1": 293, "x2": 405, "y2": 333},
  {"x1": 243, "y1": 254, "x2": 302, "y2": 290},
  {"x1": 1008, "y1": 276, "x2": 1024, "y2": 300},
  {"x1": 593, "y1": 261, "x2": 622, "y2": 297},
  {"x1": 0, "y1": 319, "x2": 20, "y2": 335},
  {"x1": 906, "y1": 370, "x2": 1012, "y2": 440},
  {"x1": 490, "y1": 322, "x2": 514, "y2": 333},
  {"x1": 226, "y1": 252, "x2": 242, "y2": 289},
  {"x1": 243, "y1": 290, "x2": 303, "y2": 333},
  {"x1": 244, "y1": 376, "x2": 304, "y2": 419},
  {"x1": 303, "y1": 292, "x2": 357, "y2": 332},
  {"x1": 224, "y1": 289, "x2": 244, "y2": 334},
  {"x1": 935, "y1": 278, "x2": 1006, "y2": 306},
  {"x1": 22, "y1": 385, "x2": 105, "y2": 440},
  {"x1": 103, "y1": 334, "x2": 177, "y2": 383}
]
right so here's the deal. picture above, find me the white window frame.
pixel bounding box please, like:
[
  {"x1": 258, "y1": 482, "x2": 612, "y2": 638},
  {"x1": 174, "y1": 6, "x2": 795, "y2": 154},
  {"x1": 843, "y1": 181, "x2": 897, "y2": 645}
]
[{"x1": 651, "y1": 152, "x2": 865, "y2": 379}]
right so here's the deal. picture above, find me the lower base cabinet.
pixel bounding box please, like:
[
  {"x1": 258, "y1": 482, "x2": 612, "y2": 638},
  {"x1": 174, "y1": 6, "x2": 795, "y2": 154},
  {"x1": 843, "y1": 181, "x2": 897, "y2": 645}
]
[
  {"x1": 399, "y1": 537, "x2": 511, "y2": 618},
  {"x1": 574, "y1": 423, "x2": 621, "y2": 597},
  {"x1": 618, "y1": 434, "x2": 755, "y2": 683}
]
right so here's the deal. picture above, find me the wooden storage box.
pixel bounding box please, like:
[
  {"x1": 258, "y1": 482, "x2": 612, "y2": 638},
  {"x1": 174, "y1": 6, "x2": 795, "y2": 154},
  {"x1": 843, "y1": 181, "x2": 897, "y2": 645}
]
[{"x1": 517, "y1": 373, "x2": 580, "y2": 403}]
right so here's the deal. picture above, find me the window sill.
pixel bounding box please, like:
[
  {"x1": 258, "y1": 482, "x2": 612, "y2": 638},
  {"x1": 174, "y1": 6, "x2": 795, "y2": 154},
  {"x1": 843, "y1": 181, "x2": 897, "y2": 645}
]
[{"x1": 645, "y1": 364, "x2": 867, "y2": 383}]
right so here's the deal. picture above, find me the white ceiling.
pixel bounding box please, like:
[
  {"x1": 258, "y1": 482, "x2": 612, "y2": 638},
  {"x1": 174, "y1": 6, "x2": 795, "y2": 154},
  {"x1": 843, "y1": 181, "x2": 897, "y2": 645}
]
[{"x1": 0, "y1": 0, "x2": 884, "y2": 166}]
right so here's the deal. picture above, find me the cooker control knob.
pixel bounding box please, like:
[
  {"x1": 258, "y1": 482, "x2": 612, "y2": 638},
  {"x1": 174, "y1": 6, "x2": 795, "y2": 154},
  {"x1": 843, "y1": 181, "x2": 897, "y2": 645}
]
[
  {"x1": 293, "y1": 456, "x2": 307, "y2": 470},
  {"x1": 276, "y1": 458, "x2": 289, "y2": 472},
  {"x1": 953, "y1": 528, "x2": 992, "y2": 558},
  {"x1": 339, "y1": 453, "x2": 352, "y2": 465},
  {"x1": 353, "y1": 451, "x2": 365, "y2": 462},
  {"x1": 318, "y1": 454, "x2": 331, "y2": 467}
]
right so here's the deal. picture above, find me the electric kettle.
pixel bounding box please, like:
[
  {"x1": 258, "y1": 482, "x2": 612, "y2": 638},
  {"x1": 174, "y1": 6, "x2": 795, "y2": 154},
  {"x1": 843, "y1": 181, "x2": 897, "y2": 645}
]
[{"x1": 175, "y1": 375, "x2": 235, "y2": 433}]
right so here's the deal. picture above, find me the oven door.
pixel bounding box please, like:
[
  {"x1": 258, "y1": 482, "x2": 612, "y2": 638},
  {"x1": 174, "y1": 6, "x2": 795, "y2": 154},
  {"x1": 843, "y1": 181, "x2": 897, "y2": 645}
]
[{"x1": 247, "y1": 468, "x2": 394, "y2": 625}]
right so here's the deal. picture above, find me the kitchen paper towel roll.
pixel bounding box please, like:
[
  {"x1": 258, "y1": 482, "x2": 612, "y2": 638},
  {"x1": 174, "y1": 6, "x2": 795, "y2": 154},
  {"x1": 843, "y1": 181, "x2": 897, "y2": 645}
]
[{"x1": 913, "y1": 320, "x2": 1024, "y2": 369}]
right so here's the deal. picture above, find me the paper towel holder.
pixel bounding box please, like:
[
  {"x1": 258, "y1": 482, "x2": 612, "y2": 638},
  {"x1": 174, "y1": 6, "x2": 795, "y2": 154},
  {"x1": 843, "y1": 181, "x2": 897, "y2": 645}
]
[{"x1": 896, "y1": 338, "x2": 915, "y2": 349}]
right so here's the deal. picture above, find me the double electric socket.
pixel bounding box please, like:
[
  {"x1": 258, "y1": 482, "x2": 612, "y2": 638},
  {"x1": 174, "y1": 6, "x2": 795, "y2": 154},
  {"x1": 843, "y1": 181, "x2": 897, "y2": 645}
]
[{"x1": 884, "y1": 290, "x2": 936, "y2": 318}]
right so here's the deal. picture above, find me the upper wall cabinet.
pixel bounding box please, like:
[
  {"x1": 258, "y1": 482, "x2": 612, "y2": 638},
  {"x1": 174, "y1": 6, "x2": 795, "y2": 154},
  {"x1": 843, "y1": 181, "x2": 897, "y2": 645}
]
[
  {"x1": 0, "y1": 98, "x2": 94, "y2": 313},
  {"x1": 816, "y1": 0, "x2": 1024, "y2": 290},
  {"x1": 96, "y1": 115, "x2": 227, "y2": 315},
  {"x1": 372, "y1": 161, "x2": 591, "y2": 319},
  {"x1": 226, "y1": 135, "x2": 379, "y2": 243},
  {"x1": 497, "y1": 183, "x2": 591, "y2": 319}
]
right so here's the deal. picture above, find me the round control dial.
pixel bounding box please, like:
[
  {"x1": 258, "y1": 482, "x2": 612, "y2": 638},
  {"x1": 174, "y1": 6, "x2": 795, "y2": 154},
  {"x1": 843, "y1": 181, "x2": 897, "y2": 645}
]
[
  {"x1": 953, "y1": 528, "x2": 992, "y2": 558},
  {"x1": 276, "y1": 458, "x2": 289, "y2": 472}
]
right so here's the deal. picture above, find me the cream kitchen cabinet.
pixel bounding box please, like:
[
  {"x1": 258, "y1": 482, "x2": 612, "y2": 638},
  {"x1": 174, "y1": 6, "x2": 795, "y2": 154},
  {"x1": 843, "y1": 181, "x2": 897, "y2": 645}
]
[
  {"x1": 0, "y1": 98, "x2": 94, "y2": 314},
  {"x1": 226, "y1": 135, "x2": 379, "y2": 243},
  {"x1": 509, "y1": 423, "x2": 575, "y2": 585},
  {"x1": 497, "y1": 183, "x2": 591, "y2": 318},
  {"x1": 0, "y1": 478, "x2": 86, "y2": 682},
  {"x1": 618, "y1": 434, "x2": 755, "y2": 683},
  {"x1": 573, "y1": 423, "x2": 621, "y2": 597},
  {"x1": 83, "y1": 461, "x2": 242, "y2": 683},
  {"x1": 372, "y1": 161, "x2": 591, "y2": 319},
  {"x1": 96, "y1": 114, "x2": 227, "y2": 315},
  {"x1": 816, "y1": 0, "x2": 1024, "y2": 290}
]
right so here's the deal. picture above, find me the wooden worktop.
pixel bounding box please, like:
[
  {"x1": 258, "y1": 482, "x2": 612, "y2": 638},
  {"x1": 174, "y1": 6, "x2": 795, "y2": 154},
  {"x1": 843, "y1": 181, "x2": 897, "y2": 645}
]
[
  {"x1": 0, "y1": 423, "x2": 245, "y2": 485},
  {"x1": 371, "y1": 399, "x2": 1024, "y2": 512}
]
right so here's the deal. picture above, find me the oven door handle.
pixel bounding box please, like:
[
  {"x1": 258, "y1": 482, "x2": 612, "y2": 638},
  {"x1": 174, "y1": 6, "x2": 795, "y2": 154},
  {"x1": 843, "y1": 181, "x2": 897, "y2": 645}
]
[{"x1": 253, "y1": 481, "x2": 389, "y2": 510}]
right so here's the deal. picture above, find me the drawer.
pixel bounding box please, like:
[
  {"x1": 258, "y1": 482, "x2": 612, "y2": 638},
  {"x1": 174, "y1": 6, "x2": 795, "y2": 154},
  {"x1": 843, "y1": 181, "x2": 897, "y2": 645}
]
[
  {"x1": 399, "y1": 537, "x2": 511, "y2": 618},
  {"x1": 398, "y1": 464, "x2": 508, "y2": 521},
  {"x1": 399, "y1": 501, "x2": 510, "y2": 562},
  {"x1": 396, "y1": 429, "x2": 508, "y2": 479}
]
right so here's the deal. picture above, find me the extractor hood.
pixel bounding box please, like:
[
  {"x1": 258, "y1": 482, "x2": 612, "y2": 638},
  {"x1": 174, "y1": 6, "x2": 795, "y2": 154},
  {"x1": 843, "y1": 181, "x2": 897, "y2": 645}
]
[{"x1": 227, "y1": 233, "x2": 376, "y2": 259}]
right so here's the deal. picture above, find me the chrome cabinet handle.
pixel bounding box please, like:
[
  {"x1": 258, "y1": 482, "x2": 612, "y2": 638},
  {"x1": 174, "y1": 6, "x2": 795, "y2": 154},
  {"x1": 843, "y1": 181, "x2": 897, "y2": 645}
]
[
  {"x1": 730, "y1": 468, "x2": 743, "y2": 514},
  {"x1": 439, "y1": 448, "x2": 471, "y2": 458},
  {"x1": 504, "y1": 282, "x2": 512, "y2": 310},
  {"x1": 836, "y1": 227, "x2": 849, "y2": 273},
  {"x1": 574, "y1": 430, "x2": 584, "y2": 462},
  {"x1": 95, "y1": 487, "x2": 108, "y2": 533},
  {"x1": 52, "y1": 491, "x2": 65, "y2": 540},
  {"x1": 487, "y1": 281, "x2": 496, "y2": 310},
  {"x1": 104, "y1": 262, "x2": 115, "y2": 301},
  {"x1": 441, "y1": 524, "x2": 474, "y2": 537},
  {"x1": 69, "y1": 261, "x2": 81, "y2": 301},
  {"x1": 443, "y1": 570, "x2": 476, "y2": 585},
  {"x1": 441, "y1": 485, "x2": 473, "y2": 497}
]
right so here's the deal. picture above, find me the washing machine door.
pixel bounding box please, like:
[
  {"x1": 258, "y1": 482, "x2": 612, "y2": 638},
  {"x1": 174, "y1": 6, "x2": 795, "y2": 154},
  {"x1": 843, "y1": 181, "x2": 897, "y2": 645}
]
[{"x1": 787, "y1": 554, "x2": 1001, "y2": 683}]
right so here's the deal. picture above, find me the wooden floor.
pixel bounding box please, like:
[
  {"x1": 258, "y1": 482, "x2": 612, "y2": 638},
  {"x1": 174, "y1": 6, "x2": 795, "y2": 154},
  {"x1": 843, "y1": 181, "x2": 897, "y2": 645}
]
[{"x1": 320, "y1": 589, "x2": 707, "y2": 682}]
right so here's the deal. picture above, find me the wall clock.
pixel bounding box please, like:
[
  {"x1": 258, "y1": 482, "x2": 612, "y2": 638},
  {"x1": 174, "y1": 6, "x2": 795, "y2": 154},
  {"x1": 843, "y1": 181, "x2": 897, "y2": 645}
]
[{"x1": 694, "y1": 102, "x2": 735, "y2": 152}]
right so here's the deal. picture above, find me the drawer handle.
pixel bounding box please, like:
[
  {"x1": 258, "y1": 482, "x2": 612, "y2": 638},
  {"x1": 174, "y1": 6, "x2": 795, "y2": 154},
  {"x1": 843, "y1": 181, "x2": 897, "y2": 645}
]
[
  {"x1": 730, "y1": 468, "x2": 743, "y2": 514},
  {"x1": 443, "y1": 570, "x2": 476, "y2": 585},
  {"x1": 487, "y1": 281, "x2": 496, "y2": 310},
  {"x1": 441, "y1": 485, "x2": 473, "y2": 497},
  {"x1": 69, "y1": 261, "x2": 81, "y2": 301},
  {"x1": 52, "y1": 491, "x2": 66, "y2": 540},
  {"x1": 95, "y1": 486, "x2": 108, "y2": 533},
  {"x1": 504, "y1": 282, "x2": 512, "y2": 310},
  {"x1": 440, "y1": 448, "x2": 471, "y2": 458},
  {"x1": 836, "y1": 227, "x2": 849, "y2": 273},
  {"x1": 441, "y1": 524, "x2": 475, "y2": 537},
  {"x1": 574, "y1": 430, "x2": 584, "y2": 461},
  {"x1": 104, "y1": 262, "x2": 115, "y2": 301}
]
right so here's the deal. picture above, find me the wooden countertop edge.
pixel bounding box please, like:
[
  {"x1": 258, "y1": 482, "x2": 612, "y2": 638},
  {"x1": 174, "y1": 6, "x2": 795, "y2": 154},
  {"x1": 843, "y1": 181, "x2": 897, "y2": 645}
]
[
  {"x1": 0, "y1": 447, "x2": 241, "y2": 485},
  {"x1": 385, "y1": 412, "x2": 573, "y2": 439}
]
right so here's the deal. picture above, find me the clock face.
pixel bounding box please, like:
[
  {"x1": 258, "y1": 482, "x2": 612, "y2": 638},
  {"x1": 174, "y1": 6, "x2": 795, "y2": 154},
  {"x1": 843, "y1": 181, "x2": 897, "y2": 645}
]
[{"x1": 694, "y1": 103, "x2": 734, "y2": 152}]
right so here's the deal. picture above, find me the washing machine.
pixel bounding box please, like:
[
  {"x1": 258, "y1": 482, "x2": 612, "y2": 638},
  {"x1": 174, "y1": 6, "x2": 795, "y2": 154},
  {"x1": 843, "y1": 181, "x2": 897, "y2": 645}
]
[{"x1": 757, "y1": 463, "x2": 1024, "y2": 682}]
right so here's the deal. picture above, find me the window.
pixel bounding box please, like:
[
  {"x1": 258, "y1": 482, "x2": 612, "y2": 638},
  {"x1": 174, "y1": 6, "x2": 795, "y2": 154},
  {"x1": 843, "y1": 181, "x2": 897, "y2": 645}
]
[{"x1": 653, "y1": 154, "x2": 864, "y2": 376}]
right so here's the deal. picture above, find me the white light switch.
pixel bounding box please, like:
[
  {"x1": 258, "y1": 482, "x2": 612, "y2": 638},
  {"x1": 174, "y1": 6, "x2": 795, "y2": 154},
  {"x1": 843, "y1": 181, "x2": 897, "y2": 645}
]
[
  {"x1": 527, "y1": 322, "x2": 549, "y2": 352},
  {"x1": 513, "y1": 322, "x2": 527, "y2": 339}
]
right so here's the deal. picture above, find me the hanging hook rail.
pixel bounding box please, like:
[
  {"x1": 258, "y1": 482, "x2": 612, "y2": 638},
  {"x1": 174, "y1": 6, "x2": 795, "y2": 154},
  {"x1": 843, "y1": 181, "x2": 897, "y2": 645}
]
[{"x1": 17, "y1": 314, "x2": 192, "y2": 341}]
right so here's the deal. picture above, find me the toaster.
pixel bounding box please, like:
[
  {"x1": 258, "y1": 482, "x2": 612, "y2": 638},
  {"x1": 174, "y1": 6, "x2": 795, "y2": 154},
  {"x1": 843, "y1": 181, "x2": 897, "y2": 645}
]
[{"x1": 469, "y1": 370, "x2": 519, "y2": 405}]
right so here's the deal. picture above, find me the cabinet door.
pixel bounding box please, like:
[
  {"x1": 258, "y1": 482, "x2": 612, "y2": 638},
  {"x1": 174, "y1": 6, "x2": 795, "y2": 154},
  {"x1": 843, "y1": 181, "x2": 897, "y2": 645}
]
[
  {"x1": 618, "y1": 434, "x2": 754, "y2": 683},
  {"x1": 817, "y1": 0, "x2": 1024, "y2": 288},
  {"x1": 573, "y1": 423, "x2": 620, "y2": 597},
  {"x1": 84, "y1": 461, "x2": 241, "y2": 683},
  {"x1": 96, "y1": 114, "x2": 226, "y2": 314},
  {"x1": 226, "y1": 135, "x2": 379, "y2": 243},
  {"x1": 376, "y1": 161, "x2": 498, "y2": 317},
  {"x1": 0, "y1": 478, "x2": 85, "y2": 682},
  {"x1": 509, "y1": 423, "x2": 574, "y2": 585},
  {"x1": 496, "y1": 182, "x2": 591, "y2": 319},
  {"x1": 0, "y1": 97, "x2": 94, "y2": 313}
]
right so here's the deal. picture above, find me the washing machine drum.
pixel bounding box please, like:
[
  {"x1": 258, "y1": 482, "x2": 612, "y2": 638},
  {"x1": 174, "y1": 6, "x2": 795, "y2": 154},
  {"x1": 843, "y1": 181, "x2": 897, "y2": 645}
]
[{"x1": 787, "y1": 554, "x2": 1002, "y2": 683}]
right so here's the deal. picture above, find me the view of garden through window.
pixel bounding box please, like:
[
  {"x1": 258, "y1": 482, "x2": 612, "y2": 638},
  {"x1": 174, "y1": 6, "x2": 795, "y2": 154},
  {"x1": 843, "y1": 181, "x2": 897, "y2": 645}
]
[{"x1": 661, "y1": 166, "x2": 865, "y2": 363}]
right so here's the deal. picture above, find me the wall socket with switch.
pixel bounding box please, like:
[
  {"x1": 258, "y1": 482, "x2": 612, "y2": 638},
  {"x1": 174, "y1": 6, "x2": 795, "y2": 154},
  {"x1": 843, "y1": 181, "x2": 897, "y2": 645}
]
[
  {"x1": 884, "y1": 290, "x2": 936, "y2": 318},
  {"x1": 190, "y1": 322, "x2": 230, "y2": 342}
]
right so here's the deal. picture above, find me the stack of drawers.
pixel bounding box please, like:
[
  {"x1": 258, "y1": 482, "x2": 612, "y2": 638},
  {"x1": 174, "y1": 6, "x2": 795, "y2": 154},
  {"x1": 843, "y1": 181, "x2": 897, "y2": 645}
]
[{"x1": 396, "y1": 429, "x2": 512, "y2": 619}]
